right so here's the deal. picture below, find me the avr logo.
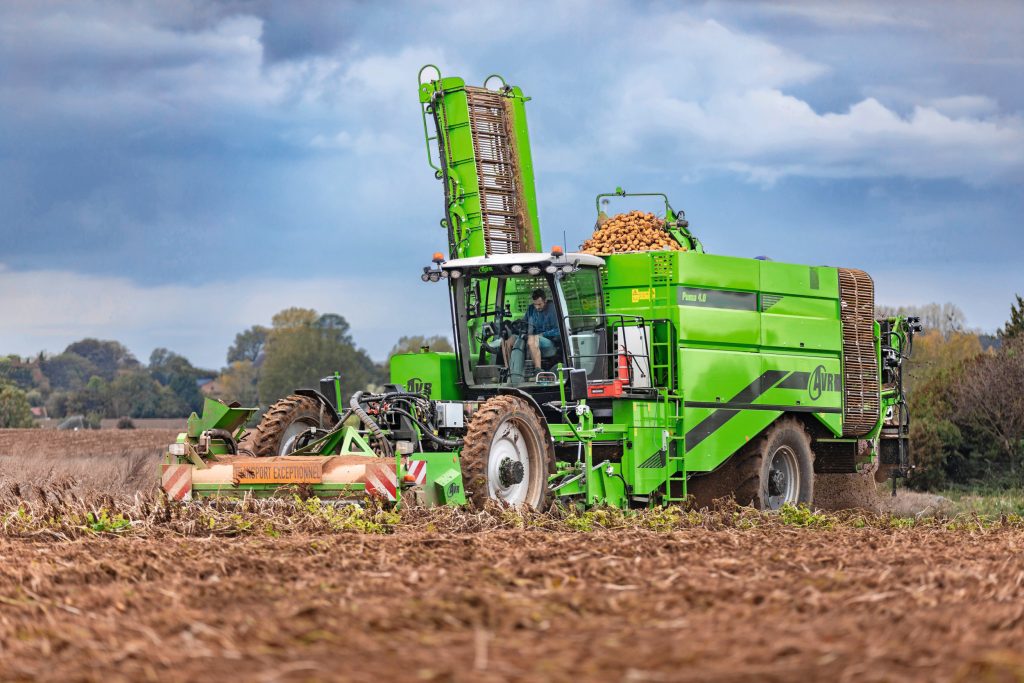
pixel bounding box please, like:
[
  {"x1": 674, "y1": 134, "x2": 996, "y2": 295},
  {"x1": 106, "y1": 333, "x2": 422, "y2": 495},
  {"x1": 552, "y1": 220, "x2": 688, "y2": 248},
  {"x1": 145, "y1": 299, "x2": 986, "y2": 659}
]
[
  {"x1": 406, "y1": 378, "x2": 433, "y2": 395},
  {"x1": 808, "y1": 365, "x2": 842, "y2": 400}
]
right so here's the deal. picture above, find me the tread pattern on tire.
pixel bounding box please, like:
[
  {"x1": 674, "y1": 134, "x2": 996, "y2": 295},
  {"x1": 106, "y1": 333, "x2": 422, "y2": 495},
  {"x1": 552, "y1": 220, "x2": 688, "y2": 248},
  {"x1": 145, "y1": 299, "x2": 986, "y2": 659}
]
[
  {"x1": 460, "y1": 395, "x2": 554, "y2": 508},
  {"x1": 238, "y1": 395, "x2": 335, "y2": 458},
  {"x1": 732, "y1": 417, "x2": 814, "y2": 509}
]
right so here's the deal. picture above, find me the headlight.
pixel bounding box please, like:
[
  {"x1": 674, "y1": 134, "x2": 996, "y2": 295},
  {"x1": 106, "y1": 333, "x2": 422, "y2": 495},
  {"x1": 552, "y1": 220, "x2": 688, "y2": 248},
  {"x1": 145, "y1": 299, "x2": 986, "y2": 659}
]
[
  {"x1": 527, "y1": 266, "x2": 541, "y2": 275},
  {"x1": 510, "y1": 264, "x2": 523, "y2": 273},
  {"x1": 440, "y1": 270, "x2": 448, "y2": 279},
  {"x1": 429, "y1": 271, "x2": 441, "y2": 282},
  {"x1": 544, "y1": 265, "x2": 558, "y2": 274},
  {"x1": 168, "y1": 443, "x2": 186, "y2": 456},
  {"x1": 449, "y1": 269, "x2": 462, "y2": 279},
  {"x1": 561, "y1": 264, "x2": 574, "y2": 273},
  {"x1": 421, "y1": 272, "x2": 430, "y2": 282}
]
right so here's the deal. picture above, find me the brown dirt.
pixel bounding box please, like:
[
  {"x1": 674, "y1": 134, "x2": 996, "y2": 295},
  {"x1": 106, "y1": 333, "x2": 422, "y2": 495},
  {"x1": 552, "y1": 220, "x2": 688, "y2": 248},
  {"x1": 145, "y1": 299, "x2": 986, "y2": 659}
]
[
  {"x1": 0, "y1": 524, "x2": 1022, "y2": 682},
  {"x1": 815, "y1": 469, "x2": 952, "y2": 517},
  {"x1": 0, "y1": 429, "x2": 178, "y2": 497},
  {"x1": 0, "y1": 430, "x2": 1018, "y2": 682}
]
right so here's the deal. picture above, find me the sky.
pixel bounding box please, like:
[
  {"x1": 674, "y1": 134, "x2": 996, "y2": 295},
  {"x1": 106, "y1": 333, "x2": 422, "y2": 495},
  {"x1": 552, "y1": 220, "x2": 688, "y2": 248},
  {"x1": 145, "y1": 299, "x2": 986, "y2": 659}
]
[{"x1": 1, "y1": 0, "x2": 1022, "y2": 369}]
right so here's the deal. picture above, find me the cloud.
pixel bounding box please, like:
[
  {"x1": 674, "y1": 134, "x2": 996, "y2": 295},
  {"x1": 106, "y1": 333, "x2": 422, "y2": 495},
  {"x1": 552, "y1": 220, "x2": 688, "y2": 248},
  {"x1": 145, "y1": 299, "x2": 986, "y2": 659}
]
[
  {"x1": 927, "y1": 95, "x2": 1000, "y2": 118},
  {"x1": 749, "y1": 2, "x2": 926, "y2": 28},
  {"x1": 589, "y1": 16, "x2": 1024, "y2": 185},
  {"x1": 0, "y1": 265, "x2": 451, "y2": 368}
]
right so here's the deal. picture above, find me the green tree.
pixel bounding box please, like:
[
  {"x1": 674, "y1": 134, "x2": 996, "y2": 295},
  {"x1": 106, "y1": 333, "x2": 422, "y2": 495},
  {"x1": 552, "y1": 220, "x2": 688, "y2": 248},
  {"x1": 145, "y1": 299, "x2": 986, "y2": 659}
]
[
  {"x1": 215, "y1": 360, "x2": 260, "y2": 406},
  {"x1": 1000, "y1": 294, "x2": 1024, "y2": 341},
  {"x1": 63, "y1": 339, "x2": 138, "y2": 380},
  {"x1": 905, "y1": 330, "x2": 983, "y2": 489},
  {"x1": 149, "y1": 348, "x2": 204, "y2": 414},
  {"x1": 42, "y1": 352, "x2": 99, "y2": 391},
  {"x1": 110, "y1": 370, "x2": 184, "y2": 418},
  {"x1": 0, "y1": 383, "x2": 36, "y2": 428},
  {"x1": 66, "y1": 376, "x2": 111, "y2": 418},
  {"x1": 227, "y1": 325, "x2": 269, "y2": 364},
  {"x1": 0, "y1": 356, "x2": 37, "y2": 390},
  {"x1": 950, "y1": 335, "x2": 1024, "y2": 481},
  {"x1": 257, "y1": 308, "x2": 384, "y2": 405},
  {"x1": 45, "y1": 391, "x2": 70, "y2": 419}
]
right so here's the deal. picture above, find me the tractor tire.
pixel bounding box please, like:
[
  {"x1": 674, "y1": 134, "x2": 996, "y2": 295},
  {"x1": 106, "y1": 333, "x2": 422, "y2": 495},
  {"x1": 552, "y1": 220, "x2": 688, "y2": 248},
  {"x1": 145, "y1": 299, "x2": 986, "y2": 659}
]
[
  {"x1": 460, "y1": 395, "x2": 554, "y2": 509},
  {"x1": 733, "y1": 417, "x2": 815, "y2": 510},
  {"x1": 238, "y1": 395, "x2": 336, "y2": 457}
]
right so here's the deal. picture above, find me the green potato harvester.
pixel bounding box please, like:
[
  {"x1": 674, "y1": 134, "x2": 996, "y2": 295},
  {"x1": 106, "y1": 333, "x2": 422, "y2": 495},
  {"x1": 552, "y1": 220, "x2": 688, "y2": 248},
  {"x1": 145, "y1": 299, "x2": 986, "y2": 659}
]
[{"x1": 163, "y1": 66, "x2": 921, "y2": 510}]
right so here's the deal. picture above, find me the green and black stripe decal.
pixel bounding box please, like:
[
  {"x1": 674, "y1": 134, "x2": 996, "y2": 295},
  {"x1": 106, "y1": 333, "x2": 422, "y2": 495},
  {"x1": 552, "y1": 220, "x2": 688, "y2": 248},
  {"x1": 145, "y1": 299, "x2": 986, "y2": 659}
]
[
  {"x1": 638, "y1": 451, "x2": 667, "y2": 468},
  {"x1": 775, "y1": 371, "x2": 809, "y2": 389},
  {"x1": 683, "y1": 370, "x2": 842, "y2": 451},
  {"x1": 677, "y1": 287, "x2": 757, "y2": 311}
]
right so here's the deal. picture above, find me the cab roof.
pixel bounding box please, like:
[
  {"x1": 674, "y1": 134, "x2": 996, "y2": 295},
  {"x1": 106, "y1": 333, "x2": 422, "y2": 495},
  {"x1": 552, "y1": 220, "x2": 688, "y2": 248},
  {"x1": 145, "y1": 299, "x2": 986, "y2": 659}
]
[{"x1": 441, "y1": 252, "x2": 605, "y2": 270}]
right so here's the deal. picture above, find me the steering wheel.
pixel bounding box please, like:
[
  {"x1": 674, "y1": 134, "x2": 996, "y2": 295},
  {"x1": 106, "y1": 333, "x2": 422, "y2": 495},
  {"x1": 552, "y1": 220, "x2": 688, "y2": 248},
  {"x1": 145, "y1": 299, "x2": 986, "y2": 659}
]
[
  {"x1": 502, "y1": 319, "x2": 528, "y2": 338},
  {"x1": 477, "y1": 322, "x2": 502, "y2": 354}
]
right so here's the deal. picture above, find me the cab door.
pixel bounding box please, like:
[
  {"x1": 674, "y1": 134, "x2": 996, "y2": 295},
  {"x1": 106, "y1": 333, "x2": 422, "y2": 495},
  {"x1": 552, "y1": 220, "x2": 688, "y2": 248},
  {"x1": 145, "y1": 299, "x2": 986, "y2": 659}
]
[{"x1": 556, "y1": 266, "x2": 609, "y2": 380}]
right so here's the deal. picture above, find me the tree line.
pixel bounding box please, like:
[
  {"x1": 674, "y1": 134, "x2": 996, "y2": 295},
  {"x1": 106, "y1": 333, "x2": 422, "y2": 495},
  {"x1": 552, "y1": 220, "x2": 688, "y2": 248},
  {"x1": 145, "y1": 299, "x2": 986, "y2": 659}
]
[
  {"x1": 0, "y1": 307, "x2": 450, "y2": 428},
  {"x1": 2, "y1": 294, "x2": 1021, "y2": 493},
  {"x1": 899, "y1": 295, "x2": 1024, "y2": 490}
]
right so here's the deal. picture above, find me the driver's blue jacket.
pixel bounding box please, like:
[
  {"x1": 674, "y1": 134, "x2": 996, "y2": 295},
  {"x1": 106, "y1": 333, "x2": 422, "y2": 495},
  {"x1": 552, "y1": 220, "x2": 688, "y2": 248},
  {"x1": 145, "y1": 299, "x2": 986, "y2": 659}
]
[{"x1": 525, "y1": 302, "x2": 560, "y2": 340}]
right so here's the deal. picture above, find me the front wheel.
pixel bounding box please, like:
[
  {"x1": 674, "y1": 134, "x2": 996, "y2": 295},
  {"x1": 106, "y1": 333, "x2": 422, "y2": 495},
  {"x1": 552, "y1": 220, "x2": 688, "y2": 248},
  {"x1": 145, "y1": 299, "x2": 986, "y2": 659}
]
[
  {"x1": 460, "y1": 395, "x2": 554, "y2": 508},
  {"x1": 734, "y1": 418, "x2": 815, "y2": 510},
  {"x1": 238, "y1": 395, "x2": 336, "y2": 457}
]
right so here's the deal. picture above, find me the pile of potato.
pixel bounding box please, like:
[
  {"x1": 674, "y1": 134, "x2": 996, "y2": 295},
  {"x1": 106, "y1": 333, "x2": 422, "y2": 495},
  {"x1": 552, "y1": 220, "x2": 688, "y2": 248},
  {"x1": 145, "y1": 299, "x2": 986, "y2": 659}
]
[{"x1": 580, "y1": 211, "x2": 684, "y2": 255}]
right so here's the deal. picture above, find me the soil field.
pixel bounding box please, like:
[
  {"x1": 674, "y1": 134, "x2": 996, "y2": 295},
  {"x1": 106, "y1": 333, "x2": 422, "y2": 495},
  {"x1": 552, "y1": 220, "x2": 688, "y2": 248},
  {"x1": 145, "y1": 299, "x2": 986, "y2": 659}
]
[
  {"x1": 0, "y1": 430, "x2": 1021, "y2": 682},
  {"x1": 0, "y1": 429, "x2": 177, "y2": 497},
  {"x1": 0, "y1": 518, "x2": 1022, "y2": 682}
]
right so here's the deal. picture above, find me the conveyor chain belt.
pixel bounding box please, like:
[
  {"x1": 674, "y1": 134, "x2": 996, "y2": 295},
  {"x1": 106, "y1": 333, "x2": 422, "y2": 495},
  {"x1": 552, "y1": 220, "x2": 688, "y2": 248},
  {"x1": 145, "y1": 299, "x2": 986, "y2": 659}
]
[
  {"x1": 465, "y1": 87, "x2": 529, "y2": 255},
  {"x1": 838, "y1": 268, "x2": 880, "y2": 436}
]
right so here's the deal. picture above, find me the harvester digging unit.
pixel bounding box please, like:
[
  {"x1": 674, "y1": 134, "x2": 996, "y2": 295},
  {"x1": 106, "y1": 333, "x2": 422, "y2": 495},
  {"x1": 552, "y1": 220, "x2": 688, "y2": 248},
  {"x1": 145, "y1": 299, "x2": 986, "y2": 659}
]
[{"x1": 163, "y1": 67, "x2": 921, "y2": 510}]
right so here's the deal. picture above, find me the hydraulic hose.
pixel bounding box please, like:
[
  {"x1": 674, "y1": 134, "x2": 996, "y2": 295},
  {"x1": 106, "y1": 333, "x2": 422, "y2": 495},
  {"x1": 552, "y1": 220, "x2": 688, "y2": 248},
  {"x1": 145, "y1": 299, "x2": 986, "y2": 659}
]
[
  {"x1": 206, "y1": 429, "x2": 238, "y2": 455},
  {"x1": 350, "y1": 391, "x2": 393, "y2": 457},
  {"x1": 387, "y1": 406, "x2": 464, "y2": 450}
]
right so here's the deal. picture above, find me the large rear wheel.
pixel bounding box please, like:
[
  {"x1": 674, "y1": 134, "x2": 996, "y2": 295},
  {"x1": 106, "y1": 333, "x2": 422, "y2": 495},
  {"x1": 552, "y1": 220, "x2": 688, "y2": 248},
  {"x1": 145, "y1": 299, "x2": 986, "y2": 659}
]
[
  {"x1": 238, "y1": 395, "x2": 336, "y2": 457},
  {"x1": 461, "y1": 395, "x2": 554, "y2": 508},
  {"x1": 734, "y1": 418, "x2": 815, "y2": 510}
]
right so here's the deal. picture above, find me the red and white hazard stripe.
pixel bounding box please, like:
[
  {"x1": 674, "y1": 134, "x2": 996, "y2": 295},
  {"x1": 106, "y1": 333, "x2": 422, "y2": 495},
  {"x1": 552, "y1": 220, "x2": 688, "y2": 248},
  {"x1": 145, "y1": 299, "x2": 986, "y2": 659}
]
[
  {"x1": 363, "y1": 461, "x2": 397, "y2": 501},
  {"x1": 161, "y1": 464, "x2": 192, "y2": 502},
  {"x1": 405, "y1": 459, "x2": 427, "y2": 486}
]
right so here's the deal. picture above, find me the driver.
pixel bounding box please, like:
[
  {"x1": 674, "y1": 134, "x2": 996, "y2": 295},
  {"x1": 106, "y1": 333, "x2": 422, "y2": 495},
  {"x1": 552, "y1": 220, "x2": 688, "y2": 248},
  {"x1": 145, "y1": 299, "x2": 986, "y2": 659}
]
[{"x1": 503, "y1": 288, "x2": 560, "y2": 374}]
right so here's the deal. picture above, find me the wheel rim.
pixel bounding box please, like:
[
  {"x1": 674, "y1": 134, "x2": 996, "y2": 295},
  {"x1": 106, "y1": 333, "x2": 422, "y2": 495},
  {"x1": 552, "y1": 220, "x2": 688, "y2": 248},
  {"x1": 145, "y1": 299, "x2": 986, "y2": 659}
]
[
  {"x1": 487, "y1": 418, "x2": 532, "y2": 505},
  {"x1": 279, "y1": 419, "x2": 319, "y2": 455},
  {"x1": 766, "y1": 445, "x2": 800, "y2": 510}
]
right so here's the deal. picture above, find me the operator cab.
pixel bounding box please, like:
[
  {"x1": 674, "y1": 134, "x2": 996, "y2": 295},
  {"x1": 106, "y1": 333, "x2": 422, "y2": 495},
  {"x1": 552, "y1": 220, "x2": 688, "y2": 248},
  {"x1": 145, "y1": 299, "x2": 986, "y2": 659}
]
[{"x1": 441, "y1": 252, "x2": 609, "y2": 390}]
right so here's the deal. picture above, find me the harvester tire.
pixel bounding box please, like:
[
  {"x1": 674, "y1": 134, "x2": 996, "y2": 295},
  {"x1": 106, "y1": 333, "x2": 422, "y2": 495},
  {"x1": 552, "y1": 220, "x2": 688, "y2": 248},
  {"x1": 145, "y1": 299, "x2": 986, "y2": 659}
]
[
  {"x1": 238, "y1": 395, "x2": 336, "y2": 457},
  {"x1": 460, "y1": 395, "x2": 554, "y2": 509},
  {"x1": 733, "y1": 417, "x2": 814, "y2": 510}
]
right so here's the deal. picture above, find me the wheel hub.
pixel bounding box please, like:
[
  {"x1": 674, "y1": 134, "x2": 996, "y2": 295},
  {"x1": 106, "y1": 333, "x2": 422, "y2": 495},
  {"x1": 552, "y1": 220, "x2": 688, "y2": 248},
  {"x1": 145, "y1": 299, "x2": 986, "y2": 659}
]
[
  {"x1": 766, "y1": 445, "x2": 799, "y2": 510},
  {"x1": 486, "y1": 420, "x2": 532, "y2": 505},
  {"x1": 498, "y1": 457, "x2": 525, "y2": 487}
]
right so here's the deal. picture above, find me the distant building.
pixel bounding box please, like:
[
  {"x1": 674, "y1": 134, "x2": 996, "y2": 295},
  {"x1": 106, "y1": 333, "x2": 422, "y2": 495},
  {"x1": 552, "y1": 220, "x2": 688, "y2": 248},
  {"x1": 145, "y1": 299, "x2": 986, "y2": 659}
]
[{"x1": 198, "y1": 377, "x2": 222, "y2": 396}]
